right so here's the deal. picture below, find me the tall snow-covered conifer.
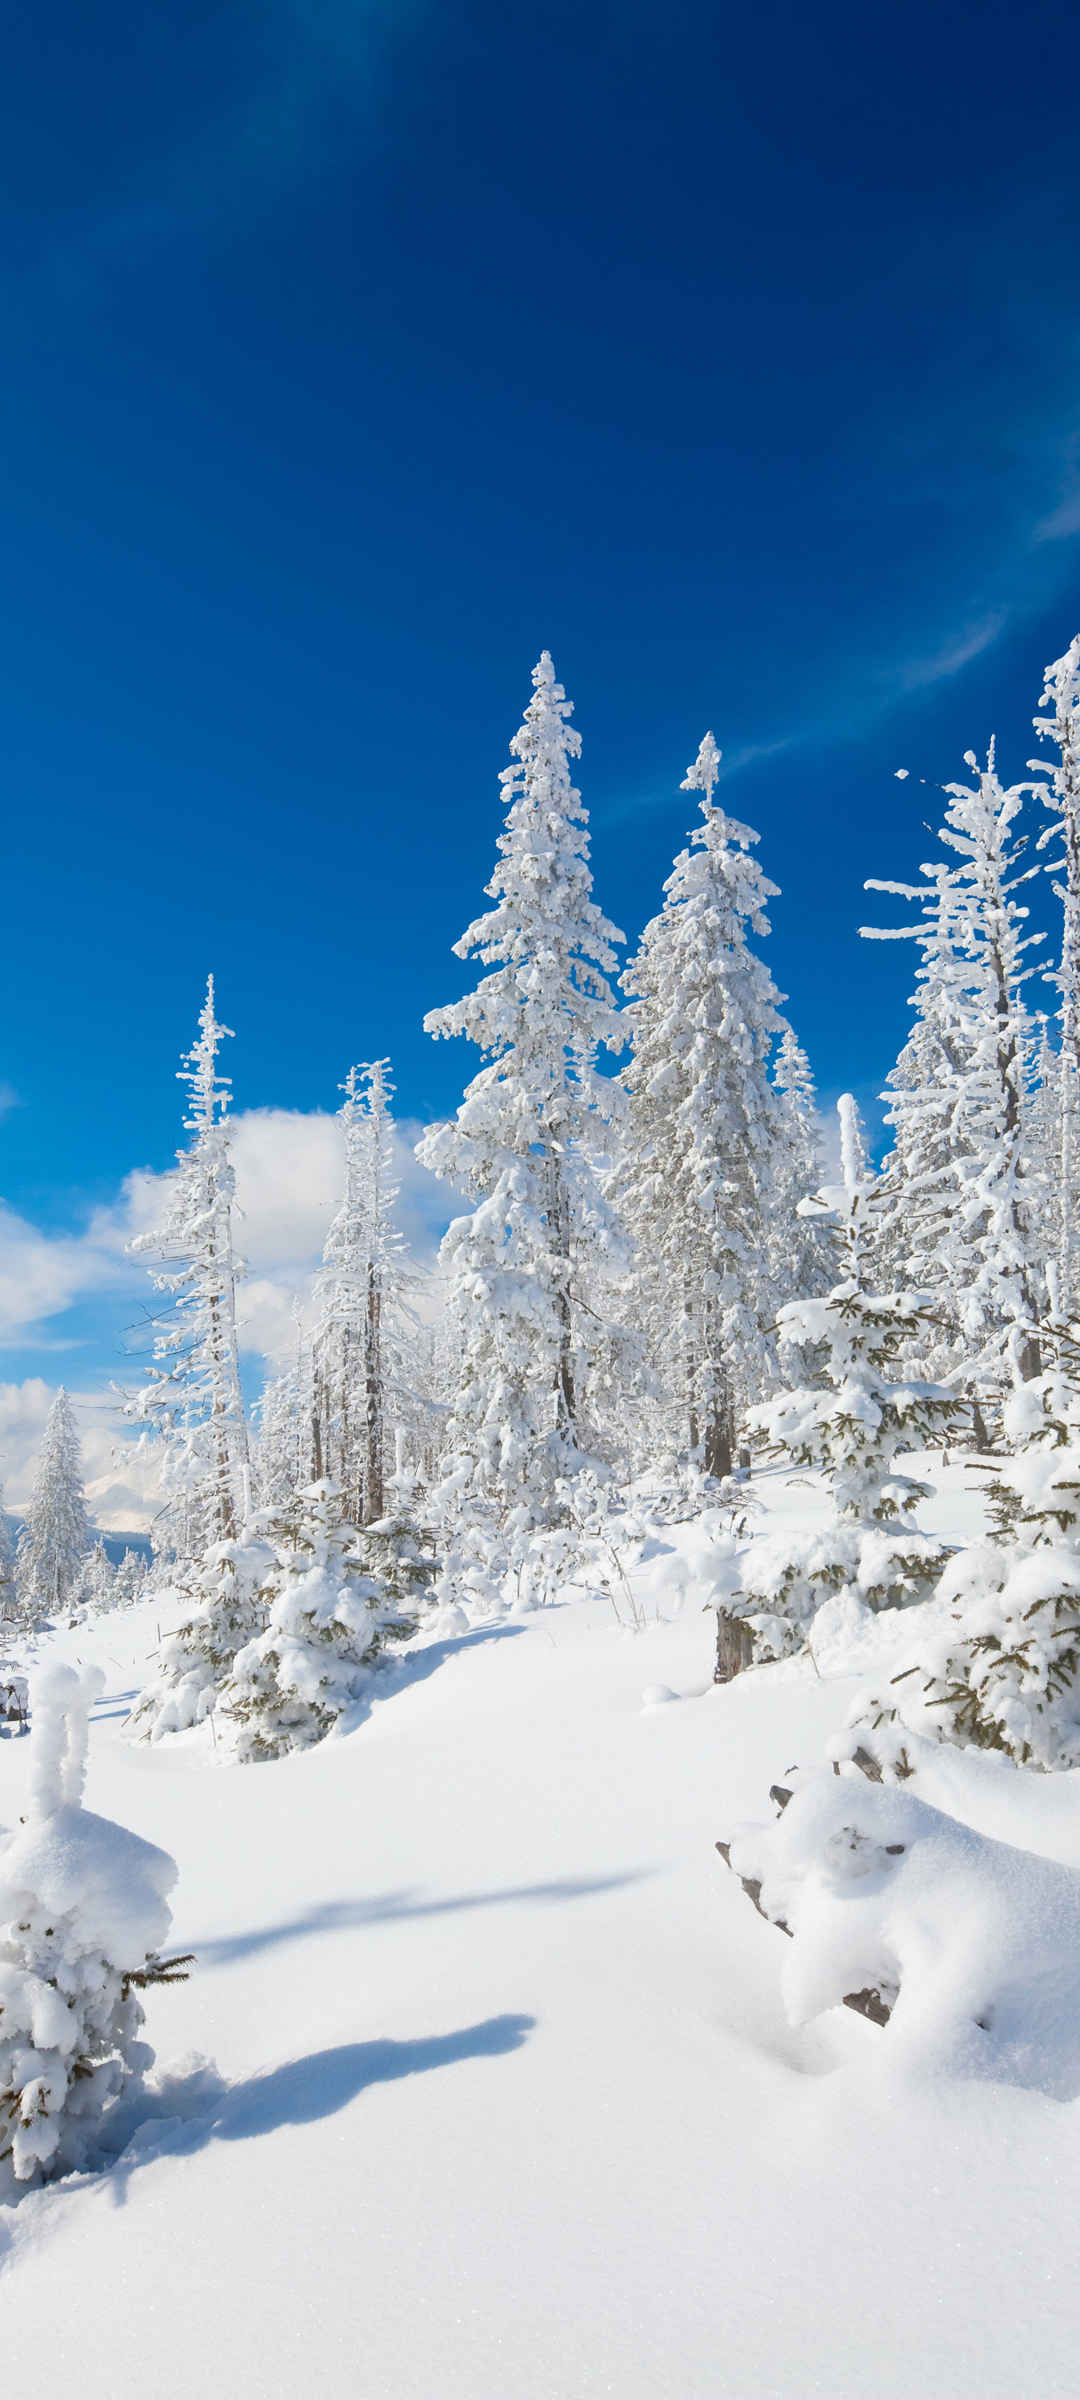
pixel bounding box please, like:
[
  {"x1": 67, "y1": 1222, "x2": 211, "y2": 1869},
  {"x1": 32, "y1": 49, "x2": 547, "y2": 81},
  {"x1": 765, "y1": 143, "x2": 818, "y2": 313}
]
[
  {"x1": 1031, "y1": 635, "x2": 1080, "y2": 1316},
  {"x1": 418, "y1": 652, "x2": 625, "y2": 1530},
  {"x1": 128, "y1": 979, "x2": 250, "y2": 1557},
  {"x1": 615, "y1": 733, "x2": 786, "y2": 1476},
  {"x1": 865, "y1": 747, "x2": 1044, "y2": 1392},
  {"x1": 771, "y1": 1025, "x2": 830, "y2": 1304},
  {"x1": 15, "y1": 1390, "x2": 91, "y2": 1625},
  {"x1": 312, "y1": 1061, "x2": 413, "y2": 1525}
]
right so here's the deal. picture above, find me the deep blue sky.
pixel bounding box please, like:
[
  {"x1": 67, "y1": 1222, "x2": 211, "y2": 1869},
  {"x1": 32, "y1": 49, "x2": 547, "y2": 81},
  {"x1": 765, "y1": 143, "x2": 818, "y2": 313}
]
[{"x1": 4, "y1": 0, "x2": 1080, "y2": 1238}]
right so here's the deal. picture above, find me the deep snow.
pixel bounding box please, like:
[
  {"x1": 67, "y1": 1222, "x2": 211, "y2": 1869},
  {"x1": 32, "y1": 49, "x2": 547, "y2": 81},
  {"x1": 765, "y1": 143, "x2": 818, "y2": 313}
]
[{"x1": 4, "y1": 1461, "x2": 1080, "y2": 2398}]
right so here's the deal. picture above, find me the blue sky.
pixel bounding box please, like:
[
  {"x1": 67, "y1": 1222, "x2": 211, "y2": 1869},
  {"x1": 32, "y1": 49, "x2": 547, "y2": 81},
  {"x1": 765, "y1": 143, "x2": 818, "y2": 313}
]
[{"x1": 2, "y1": 0, "x2": 1079, "y2": 1501}]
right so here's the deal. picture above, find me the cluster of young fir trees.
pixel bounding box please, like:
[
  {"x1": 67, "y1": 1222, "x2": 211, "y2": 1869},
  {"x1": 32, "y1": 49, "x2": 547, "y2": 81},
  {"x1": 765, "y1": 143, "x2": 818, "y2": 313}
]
[
  {"x1": 0, "y1": 1388, "x2": 148, "y2": 1653},
  {"x1": 119, "y1": 635, "x2": 1080, "y2": 1767}
]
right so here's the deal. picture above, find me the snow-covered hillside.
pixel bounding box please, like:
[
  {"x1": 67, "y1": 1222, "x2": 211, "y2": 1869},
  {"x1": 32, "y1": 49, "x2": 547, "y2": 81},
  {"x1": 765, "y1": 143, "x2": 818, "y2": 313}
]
[{"x1": 4, "y1": 1464, "x2": 1080, "y2": 2398}]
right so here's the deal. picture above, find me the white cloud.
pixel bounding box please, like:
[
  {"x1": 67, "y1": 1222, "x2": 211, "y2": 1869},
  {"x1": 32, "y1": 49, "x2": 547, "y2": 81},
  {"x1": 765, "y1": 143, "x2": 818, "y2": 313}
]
[{"x1": 0, "y1": 1202, "x2": 127, "y2": 1346}]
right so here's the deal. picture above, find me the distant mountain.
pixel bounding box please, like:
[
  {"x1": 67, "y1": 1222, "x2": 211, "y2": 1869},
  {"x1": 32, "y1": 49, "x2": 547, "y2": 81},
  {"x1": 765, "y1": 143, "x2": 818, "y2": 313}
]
[{"x1": 2, "y1": 1517, "x2": 152, "y2": 1568}]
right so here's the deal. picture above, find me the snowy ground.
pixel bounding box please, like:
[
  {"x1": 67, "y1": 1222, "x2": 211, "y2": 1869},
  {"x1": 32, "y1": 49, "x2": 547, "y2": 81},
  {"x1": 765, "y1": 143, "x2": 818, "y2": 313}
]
[{"x1": 4, "y1": 1462, "x2": 1080, "y2": 2397}]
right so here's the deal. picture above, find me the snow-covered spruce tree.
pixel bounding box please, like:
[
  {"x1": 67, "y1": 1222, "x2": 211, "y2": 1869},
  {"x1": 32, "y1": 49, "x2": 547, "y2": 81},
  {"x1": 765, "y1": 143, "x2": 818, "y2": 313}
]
[
  {"x1": 1031, "y1": 635, "x2": 1080, "y2": 1318},
  {"x1": 722, "y1": 1097, "x2": 967, "y2": 1674},
  {"x1": 770, "y1": 1025, "x2": 831, "y2": 1306},
  {"x1": 862, "y1": 864, "x2": 975, "y2": 1343},
  {"x1": 0, "y1": 1483, "x2": 18, "y2": 1634},
  {"x1": 615, "y1": 733, "x2": 787, "y2": 1479},
  {"x1": 837, "y1": 1326, "x2": 1080, "y2": 1775},
  {"x1": 256, "y1": 1306, "x2": 317, "y2": 1514},
  {"x1": 312, "y1": 1060, "x2": 415, "y2": 1526},
  {"x1": 79, "y1": 1536, "x2": 117, "y2": 1615},
  {"x1": 127, "y1": 977, "x2": 250, "y2": 1564},
  {"x1": 220, "y1": 1480, "x2": 420, "y2": 1761},
  {"x1": 15, "y1": 1390, "x2": 91, "y2": 1628},
  {"x1": 418, "y1": 653, "x2": 627, "y2": 1555},
  {"x1": 864, "y1": 745, "x2": 1045, "y2": 1397},
  {"x1": 127, "y1": 1527, "x2": 275, "y2": 1742},
  {"x1": 113, "y1": 1548, "x2": 148, "y2": 1607},
  {"x1": 0, "y1": 1662, "x2": 181, "y2": 2189}
]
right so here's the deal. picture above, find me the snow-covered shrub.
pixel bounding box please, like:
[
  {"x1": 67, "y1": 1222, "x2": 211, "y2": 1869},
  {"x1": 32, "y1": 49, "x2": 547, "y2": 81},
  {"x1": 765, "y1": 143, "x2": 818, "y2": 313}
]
[
  {"x1": 1, "y1": 1663, "x2": 180, "y2": 2188},
  {"x1": 221, "y1": 1482, "x2": 418, "y2": 1761},
  {"x1": 838, "y1": 1345, "x2": 1080, "y2": 1772},
  {"x1": 733, "y1": 1101, "x2": 965, "y2": 1668},
  {"x1": 724, "y1": 1768, "x2": 1080, "y2": 2095},
  {"x1": 351, "y1": 1511, "x2": 437, "y2": 1616},
  {"x1": 129, "y1": 1529, "x2": 275, "y2": 1741}
]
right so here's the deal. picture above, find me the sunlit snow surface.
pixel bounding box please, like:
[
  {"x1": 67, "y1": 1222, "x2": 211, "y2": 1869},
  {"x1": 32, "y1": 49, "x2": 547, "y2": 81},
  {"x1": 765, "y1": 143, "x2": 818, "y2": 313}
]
[{"x1": 4, "y1": 1458, "x2": 1080, "y2": 2397}]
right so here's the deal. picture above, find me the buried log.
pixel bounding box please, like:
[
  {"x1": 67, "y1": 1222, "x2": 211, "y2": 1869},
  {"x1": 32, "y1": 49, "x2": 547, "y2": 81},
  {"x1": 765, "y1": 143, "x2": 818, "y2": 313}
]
[{"x1": 715, "y1": 1818, "x2": 894, "y2": 2029}]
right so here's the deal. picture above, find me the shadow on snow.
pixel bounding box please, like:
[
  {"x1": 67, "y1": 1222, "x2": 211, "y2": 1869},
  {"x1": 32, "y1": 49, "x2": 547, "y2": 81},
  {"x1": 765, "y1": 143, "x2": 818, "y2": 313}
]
[
  {"x1": 104, "y1": 2013, "x2": 536, "y2": 2204},
  {"x1": 185, "y1": 1869, "x2": 645, "y2": 1970}
]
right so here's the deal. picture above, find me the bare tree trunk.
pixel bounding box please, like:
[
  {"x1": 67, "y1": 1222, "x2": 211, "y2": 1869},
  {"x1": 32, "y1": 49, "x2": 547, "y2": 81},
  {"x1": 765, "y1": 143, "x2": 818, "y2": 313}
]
[
  {"x1": 364, "y1": 1262, "x2": 384, "y2": 1523},
  {"x1": 989, "y1": 936, "x2": 1041, "y2": 1381},
  {"x1": 685, "y1": 1280, "x2": 699, "y2": 1459},
  {"x1": 714, "y1": 1609, "x2": 753, "y2": 1683},
  {"x1": 548, "y1": 1151, "x2": 575, "y2": 1442}
]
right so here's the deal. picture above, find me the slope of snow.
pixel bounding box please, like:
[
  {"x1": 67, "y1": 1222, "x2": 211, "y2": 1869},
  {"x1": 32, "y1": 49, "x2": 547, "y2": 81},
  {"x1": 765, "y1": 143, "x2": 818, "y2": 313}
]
[{"x1": 3, "y1": 1462, "x2": 1080, "y2": 2397}]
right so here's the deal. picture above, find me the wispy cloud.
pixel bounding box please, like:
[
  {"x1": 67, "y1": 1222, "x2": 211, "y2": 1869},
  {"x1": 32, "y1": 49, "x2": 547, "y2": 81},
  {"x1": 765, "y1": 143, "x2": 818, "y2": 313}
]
[
  {"x1": 51, "y1": 0, "x2": 423, "y2": 287},
  {"x1": 893, "y1": 610, "x2": 1009, "y2": 696},
  {"x1": 1033, "y1": 489, "x2": 1080, "y2": 545}
]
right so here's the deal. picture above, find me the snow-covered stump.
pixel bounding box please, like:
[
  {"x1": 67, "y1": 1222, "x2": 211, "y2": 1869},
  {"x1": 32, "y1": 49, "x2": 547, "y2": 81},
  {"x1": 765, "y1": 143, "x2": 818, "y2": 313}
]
[
  {"x1": 719, "y1": 1767, "x2": 1080, "y2": 2094},
  {"x1": 0, "y1": 1668, "x2": 28, "y2": 1735},
  {"x1": 0, "y1": 1664, "x2": 183, "y2": 2189}
]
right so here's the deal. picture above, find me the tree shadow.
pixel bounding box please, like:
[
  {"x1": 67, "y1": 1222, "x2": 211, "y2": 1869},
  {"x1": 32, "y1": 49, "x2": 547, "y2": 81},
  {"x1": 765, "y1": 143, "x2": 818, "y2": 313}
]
[
  {"x1": 185, "y1": 1870, "x2": 645, "y2": 1970},
  {"x1": 334, "y1": 1618, "x2": 527, "y2": 1737},
  {"x1": 98, "y1": 2013, "x2": 536, "y2": 2205}
]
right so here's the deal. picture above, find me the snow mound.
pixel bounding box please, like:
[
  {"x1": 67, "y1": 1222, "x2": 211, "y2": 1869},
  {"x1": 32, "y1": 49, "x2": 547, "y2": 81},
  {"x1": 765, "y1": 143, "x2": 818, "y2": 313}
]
[{"x1": 729, "y1": 1769, "x2": 1080, "y2": 2097}]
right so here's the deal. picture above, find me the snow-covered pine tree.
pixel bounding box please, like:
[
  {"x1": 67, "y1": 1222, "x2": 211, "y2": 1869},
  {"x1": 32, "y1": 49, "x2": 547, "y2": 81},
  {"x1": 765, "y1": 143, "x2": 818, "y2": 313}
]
[
  {"x1": 770, "y1": 1025, "x2": 831, "y2": 1305},
  {"x1": 615, "y1": 732, "x2": 786, "y2": 1477},
  {"x1": 128, "y1": 978, "x2": 250, "y2": 1561},
  {"x1": 15, "y1": 1390, "x2": 91, "y2": 1627},
  {"x1": 80, "y1": 1536, "x2": 117, "y2": 1615},
  {"x1": 864, "y1": 746, "x2": 1045, "y2": 1397},
  {"x1": 312, "y1": 1060, "x2": 415, "y2": 1526},
  {"x1": 726, "y1": 1098, "x2": 966, "y2": 1672},
  {"x1": 0, "y1": 1662, "x2": 181, "y2": 2188},
  {"x1": 1031, "y1": 635, "x2": 1080, "y2": 1318},
  {"x1": 418, "y1": 653, "x2": 626, "y2": 1541},
  {"x1": 838, "y1": 1325, "x2": 1080, "y2": 1776},
  {"x1": 113, "y1": 1548, "x2": 148, "y2": 1607},
  {"x1": 127, "y1": 1528, "x2": 276, "y2": 1741},
  {"x1": 221, "y1": 1480, "x2": 419, "y2": 1760},
  {"x1": 0, "y1": 1483, "x2": 17, "y2": 1631},
  {"x1": 861, "y1": 864, "x2": 973, "y2": 1343},
  {"x1": 255, "y1": 1305, "x2": 317, "y2": 1513}
]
